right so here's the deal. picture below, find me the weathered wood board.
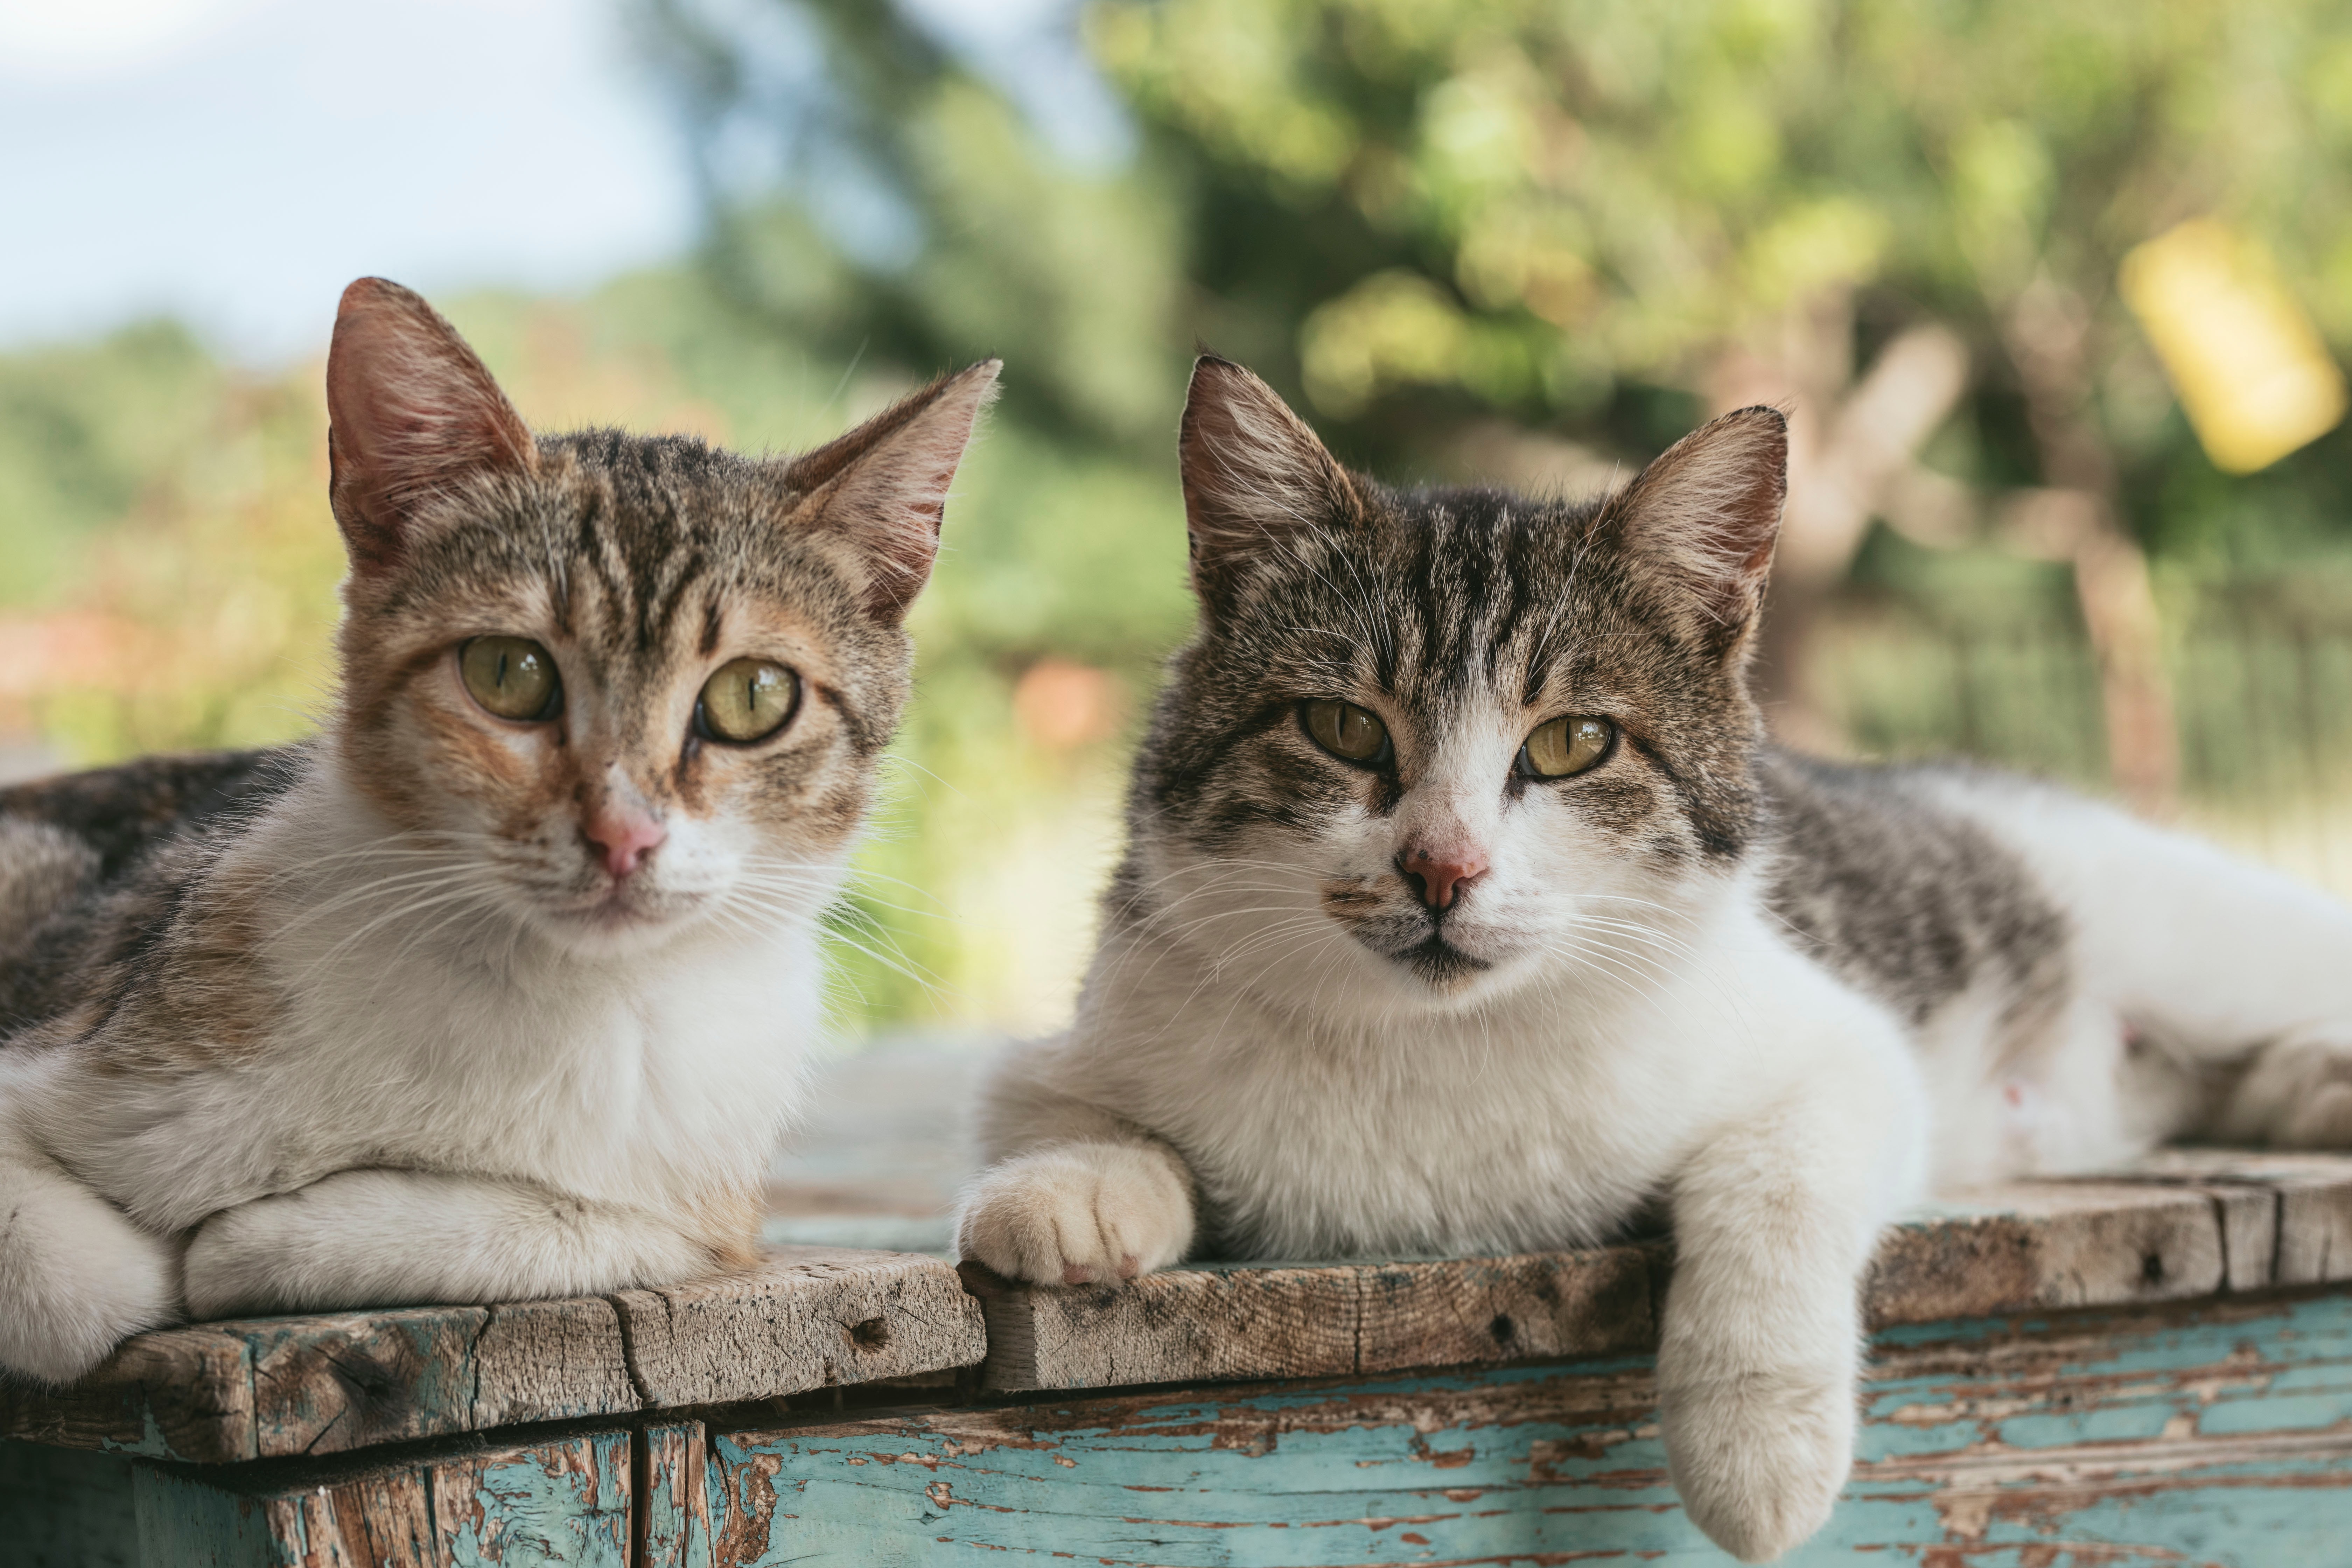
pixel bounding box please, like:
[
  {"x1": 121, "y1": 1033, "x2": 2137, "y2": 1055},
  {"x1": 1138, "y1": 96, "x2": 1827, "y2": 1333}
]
[
  {"x1": 7, "y1": 1427, "x2": 639, "y2": 1567},
  {"x1": 961, "y1": 1248, "x2": 1659, "y2": 1394},
  {"x1": 0, "y1": 1246, "x2": 984, "y2": 1465},
  {"x1": 969, "y1": 1157, "x2": 2352, "y2": 1392},
  {"x1": 696, "y1": 1289, "x2": 2352, "y2": 1566}
]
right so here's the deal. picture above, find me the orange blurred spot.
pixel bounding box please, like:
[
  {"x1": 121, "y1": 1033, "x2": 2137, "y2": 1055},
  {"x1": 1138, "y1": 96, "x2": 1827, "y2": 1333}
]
[
  {"x1": 0, "y1": 611, "x2": 153, "y2": 698},
  {"x1": 1012, "y1": 659, "x2": 1119, "y2": 750}
]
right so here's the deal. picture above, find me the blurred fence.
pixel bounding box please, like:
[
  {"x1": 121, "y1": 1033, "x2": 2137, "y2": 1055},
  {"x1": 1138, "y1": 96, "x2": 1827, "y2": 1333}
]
[{"x1": 1819, "y1": 586, "x2": 2352, "y2": 896}]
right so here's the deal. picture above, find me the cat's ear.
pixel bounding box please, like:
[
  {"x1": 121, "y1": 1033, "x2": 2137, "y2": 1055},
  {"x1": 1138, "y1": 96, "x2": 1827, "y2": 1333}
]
[
  {"x1": 1608, "y1": 406, "x2": 1787, "y2": 659},
  {"x1": 1179, "y1": 356, "x2": 1365, "y2": 595},
  {"x1": 786, "y1": 360, "x2": 1001, "y2": 622},
  {"x1": 325, "y1": 277, "x2": 536, "y2": 575}
]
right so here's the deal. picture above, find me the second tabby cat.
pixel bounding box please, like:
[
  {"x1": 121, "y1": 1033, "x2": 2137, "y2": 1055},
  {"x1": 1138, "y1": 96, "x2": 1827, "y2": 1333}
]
[{"x1": 958, "y1": 357, "x2": 2352, "y2": 1561}]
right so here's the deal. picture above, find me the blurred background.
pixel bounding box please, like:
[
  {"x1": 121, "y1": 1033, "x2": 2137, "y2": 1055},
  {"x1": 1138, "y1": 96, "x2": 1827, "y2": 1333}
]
[{"x1": 8, "y1": 0, "x2": 2352, "y2": 1044}]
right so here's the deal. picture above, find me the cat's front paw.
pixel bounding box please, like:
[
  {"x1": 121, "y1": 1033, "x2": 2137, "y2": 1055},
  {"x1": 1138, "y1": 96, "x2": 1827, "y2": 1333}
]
[
  {"x1": 1661, "y1": 1364, "x2": 1854, "y2": 1562},
  {"x1": 957, "y1": 1142, "x2": 1193, "y2": 1286},
  {"x1": 183, "y1": 1194, "x2": 306, "y2": 1319}
]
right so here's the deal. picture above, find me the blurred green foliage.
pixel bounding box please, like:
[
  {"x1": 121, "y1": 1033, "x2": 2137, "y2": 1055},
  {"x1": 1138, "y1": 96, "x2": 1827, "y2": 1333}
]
[{"x1": 8, "y1": 0, "x2": 2352, "y2": 1029}]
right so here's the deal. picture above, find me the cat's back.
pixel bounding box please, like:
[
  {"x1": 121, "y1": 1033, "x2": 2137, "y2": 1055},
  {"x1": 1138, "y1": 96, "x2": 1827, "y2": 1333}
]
[
  {"x1": 0, "y1": 747, "x2": 301, "y2": 1037},
  {"x1": 1759, "y1": 749, "x2": 2072, "y2": 1036}
]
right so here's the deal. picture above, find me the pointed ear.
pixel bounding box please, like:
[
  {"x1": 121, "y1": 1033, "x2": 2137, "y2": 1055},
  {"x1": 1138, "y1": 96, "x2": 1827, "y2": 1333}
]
[
  {"x1": 1179, "y1": 356, "x2": 1364, "y2": 595},
  {"x1": 325, "y1": 277, "x2": 536, "y2": 575},
  {"x1": 786, "y1": 360, "x2": 1001, "y2": 621},
  {"x1": 1607, "y1": 406, "x2": 1787, "y2": 660}
]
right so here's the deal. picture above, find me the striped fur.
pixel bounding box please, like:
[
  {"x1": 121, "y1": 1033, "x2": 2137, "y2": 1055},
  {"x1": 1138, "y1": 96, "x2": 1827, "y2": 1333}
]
[
  {"x1": 0, "y1": 279, "x2": 996, "y2": 1384},
  {"x1": 961, "y1": 357, "x2": 2352, "y2": 1560}
]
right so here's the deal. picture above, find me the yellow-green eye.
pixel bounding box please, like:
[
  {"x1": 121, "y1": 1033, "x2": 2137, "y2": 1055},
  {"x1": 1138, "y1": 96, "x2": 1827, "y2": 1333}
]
[
  {"x1": 1521, "y1": 715, "x2": 1614, "y2": 779},
  {"x1": 1301, "y1": 699, "x2": 1389, "y2": 764},
  {"x1": 698, "y1": 658, "x2": 799, "y2": 744},
  {"x1": 459, "y1": 636, "x2": 560, "y2": 721}
]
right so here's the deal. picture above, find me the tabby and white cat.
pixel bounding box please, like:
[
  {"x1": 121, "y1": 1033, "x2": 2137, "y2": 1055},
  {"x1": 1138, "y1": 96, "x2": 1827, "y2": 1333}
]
[
  {"x1": 958, "y1": 358, "x2": 2352, "y2": 1561},
  {"x1": 0, "y1": 278, "x2": 996, "y2": 1385}
]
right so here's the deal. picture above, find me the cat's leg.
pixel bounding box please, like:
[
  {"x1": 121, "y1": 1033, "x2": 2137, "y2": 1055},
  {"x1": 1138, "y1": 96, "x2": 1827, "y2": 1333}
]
[
  {"x1": 181, "y1": 1169, "x2": 720, "y2": 1317},
  {"x1": 2006, "y1": 799, "x2": 2352, "y2": 1148},
  {"x1": 1657, "y1": 1001, "x2": 1921, "y2": 1562},
  {"x1": 955, "y1": 1041, "x2": 1196, "y2": 1285},
  {"x1": 0, "y1": 1126, "x2": 182, "y2": 1384}
]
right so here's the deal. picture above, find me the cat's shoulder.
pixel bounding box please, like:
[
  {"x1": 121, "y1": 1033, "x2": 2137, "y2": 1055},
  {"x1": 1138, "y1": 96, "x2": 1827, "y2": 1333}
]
[
  {"x1": 0, "y1": 747, "x2": 304, "y2": 882},
  {"x1": 0, "y1": 746, "x2": 309, "y2": 1040}
]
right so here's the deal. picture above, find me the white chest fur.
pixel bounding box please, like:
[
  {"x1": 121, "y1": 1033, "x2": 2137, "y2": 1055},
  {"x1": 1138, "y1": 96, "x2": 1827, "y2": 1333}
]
[{"x1": 45, "y1": 786, "x2": 828, "y2": 1234}]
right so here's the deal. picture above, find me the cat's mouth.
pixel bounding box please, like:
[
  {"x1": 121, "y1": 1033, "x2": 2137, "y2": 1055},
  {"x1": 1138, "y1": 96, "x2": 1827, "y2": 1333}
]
[
  {"x1": 1387, "y1": 932, "x2": 1492, "y2": 986},
  {"x1": 543, "y1": 878, "x2": 694, "y2": 937}
]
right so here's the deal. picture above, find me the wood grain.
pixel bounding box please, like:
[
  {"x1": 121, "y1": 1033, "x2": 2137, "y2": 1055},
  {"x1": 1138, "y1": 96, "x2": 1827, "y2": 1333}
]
[
  {"x1": 2, "y1": 1247, "x2": 982, "y2": 1465},
  {"x1": 1864, "y1": 1181, "x2": 2227, "y2": 1328},
  {"x1": 966, "y1": 1246, "x2": 1658, "y2": 1393},
  {"x1": 613, "y1": 1245, "x2": 986, "y2": 1408},
  {"x1": 972, "y1": 1158, "x2": 2352, "y2": 1391},
  {"x1": 640, "y1": 1421, "x2": 709, "y2": 1568}
]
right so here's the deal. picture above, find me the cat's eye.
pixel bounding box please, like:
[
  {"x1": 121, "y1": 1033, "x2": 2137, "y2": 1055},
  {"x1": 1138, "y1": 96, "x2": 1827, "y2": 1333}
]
[
  {"x1": 697, "y1": 658, "x2": 800, "y2": 744},
  {"x1": 1521, "y1": 715, "x2": 1615, "y2": 779},
  {"x1": 1301, "y1": 699, "x2": 1390, "y2": 765},
  {"x1": 459, "y1": 636, "x2": 561, "y2": 722}
]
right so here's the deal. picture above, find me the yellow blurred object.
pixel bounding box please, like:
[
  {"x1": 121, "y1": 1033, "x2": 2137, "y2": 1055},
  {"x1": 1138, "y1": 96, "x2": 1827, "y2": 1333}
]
[{"x1": 2120, "y1": 219, "x2": 2347, "y2": 474}]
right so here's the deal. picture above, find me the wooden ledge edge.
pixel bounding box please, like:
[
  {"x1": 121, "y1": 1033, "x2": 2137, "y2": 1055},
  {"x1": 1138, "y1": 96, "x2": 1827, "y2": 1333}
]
[
  {"x1": 4, "y1": 1244, "x2": 986, "y2": 1465},
  {"x1": 964, "y1": 1157, "x2": 2352, "y2": 1393}
]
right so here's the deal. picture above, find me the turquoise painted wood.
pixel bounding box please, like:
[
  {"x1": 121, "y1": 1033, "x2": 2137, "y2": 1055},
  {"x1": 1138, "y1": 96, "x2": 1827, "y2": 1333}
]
[
  {"x1": 3, "y1": 1427, "x2": 635, "y2": 1567},
  {"x1": 696, "y1": 1291, "x2": 2352, "y2": 1566}
]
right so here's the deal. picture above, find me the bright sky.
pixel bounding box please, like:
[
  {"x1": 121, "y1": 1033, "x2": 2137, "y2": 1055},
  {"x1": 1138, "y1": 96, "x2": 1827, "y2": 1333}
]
[
  {"x1": 0, "y1": 0, "x2": 1119, "y2": 364},
  {"x1": 0, "y1": 0, "x2": 694, "y2": 362}
]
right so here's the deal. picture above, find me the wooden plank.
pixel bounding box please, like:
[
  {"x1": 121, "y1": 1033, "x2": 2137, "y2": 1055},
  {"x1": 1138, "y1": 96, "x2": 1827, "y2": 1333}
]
[
  {"x1": 1356, "y1": 1248, "x2": 1657, "y2": 1372},
  {"x1": 5, "y1": 1248, "x2": 980, "y2": 1464},
  {"x1": 612, "y1": 1246, "x2": 986, "y2": 1408},
  {"x1": 640, "y1": 1421, "x2": 710, "y2": 1568},
  {"x1": 469, "y1": 1298, "x2": 638, "y2": 1429},
  {"x1": 971, "y1": 1180, "x2": 2238, "y2": 1392},
  {"x1": 703, "y1": 1290, "x2": 2352, "y2": 1566},
  {"x1": 239, "y1": 1306, "x2": 487, "y2": 1459},
  {"x1": 0, "y1": 1325, "x2": 257, "y2": 1463},
  {"x1": 423, "y1": 1430, "x2": 632, "y2": 1567},
  {"x1": 104, "y1": 1430, "x2": 637, "y2": 1568},
  {"x1": 2149, "y1": 1152, "x2": 2352, "y2": 1284},
  {"x1": 965, "y1": 1246, "x2": 1657, "y2": 1393},
  {"x1": 1866, "y1": 1181, "x2": 2227, "y2": 1327}
]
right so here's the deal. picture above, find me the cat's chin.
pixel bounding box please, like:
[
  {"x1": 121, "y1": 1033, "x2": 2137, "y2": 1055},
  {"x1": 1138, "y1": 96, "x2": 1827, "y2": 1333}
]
[
  {"x1": 528, "y1": 890, "x2": 713, "y2": 959},
  {"x1": 1339, "y1": 926, "x2": 1538, "y2": 1013}
]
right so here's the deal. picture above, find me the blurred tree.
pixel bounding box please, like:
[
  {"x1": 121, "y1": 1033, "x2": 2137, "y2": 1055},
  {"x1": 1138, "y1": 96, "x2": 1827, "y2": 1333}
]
[
  {"x1": 1093, "y1": 0, "x2": 2352, "y2": 810},
  {"x1": 638, "y1": 0, "x2": 2352, "y2": 814}
]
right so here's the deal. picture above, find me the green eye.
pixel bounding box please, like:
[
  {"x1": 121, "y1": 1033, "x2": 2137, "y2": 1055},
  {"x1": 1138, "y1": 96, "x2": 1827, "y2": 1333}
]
[
  {"x1": 1521, "y1": 715, "x2": 1614, "y2": 779},
  {"x1": 698, "y1": 658, "x2": 799, "y2": 744},
  {"x1": 1301, "y1": 699, "x2": 1389, "y2": 764},
  {"x1": 459, "y1": 636, "x2": 560, "y2": 721}
]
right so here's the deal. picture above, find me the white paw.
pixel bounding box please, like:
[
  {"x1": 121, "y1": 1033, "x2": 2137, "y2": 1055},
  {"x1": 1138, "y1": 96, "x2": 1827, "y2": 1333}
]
[
  {"x1": 0, "y1": 1171, "x2": 181, "y2": 1385},
  {"x1": 957, "y1": 1143, "x2": 1193, "y2": 1286},
  {"x1": 1662, "y1": 1365, "x2": 1854, "y2": 1562}
]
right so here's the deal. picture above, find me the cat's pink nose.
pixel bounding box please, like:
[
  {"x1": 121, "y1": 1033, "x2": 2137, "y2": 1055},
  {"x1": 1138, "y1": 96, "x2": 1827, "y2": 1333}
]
[
  {"x1": 1401, "y1": 847, "x2": 1488, "y2": 910},
  {"x1": 584, "y1": 811, "x2": 666, "y2": 879}
]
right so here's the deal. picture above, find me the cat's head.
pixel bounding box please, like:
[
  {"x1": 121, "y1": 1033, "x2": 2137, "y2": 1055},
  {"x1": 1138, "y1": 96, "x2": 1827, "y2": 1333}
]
[
  {"x1": 322, "y1": 277, "x2": 996, "y2": 958},
  {"x1": 1122, "y1": 357, "x2": 1783, "y2": 1019}
]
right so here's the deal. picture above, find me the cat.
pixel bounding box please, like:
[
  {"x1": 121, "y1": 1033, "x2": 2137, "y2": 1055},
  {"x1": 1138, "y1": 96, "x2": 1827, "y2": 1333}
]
[
  {"x1": 956, "y1": 356, "x2": 2352, "y2": 1562},
  {"x1": 0, "y1": 277, "x2": 997, "y2": 1386}
]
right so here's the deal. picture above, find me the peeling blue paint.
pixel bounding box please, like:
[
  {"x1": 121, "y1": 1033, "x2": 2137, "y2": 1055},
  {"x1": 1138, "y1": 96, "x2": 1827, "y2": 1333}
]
[
  {"x1": 446, "y1": 1433, "x2": 632, "y2": 1568},
  {"x1": 702, "y1": 1294, "x2": 2352, "y2": 1565}
]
